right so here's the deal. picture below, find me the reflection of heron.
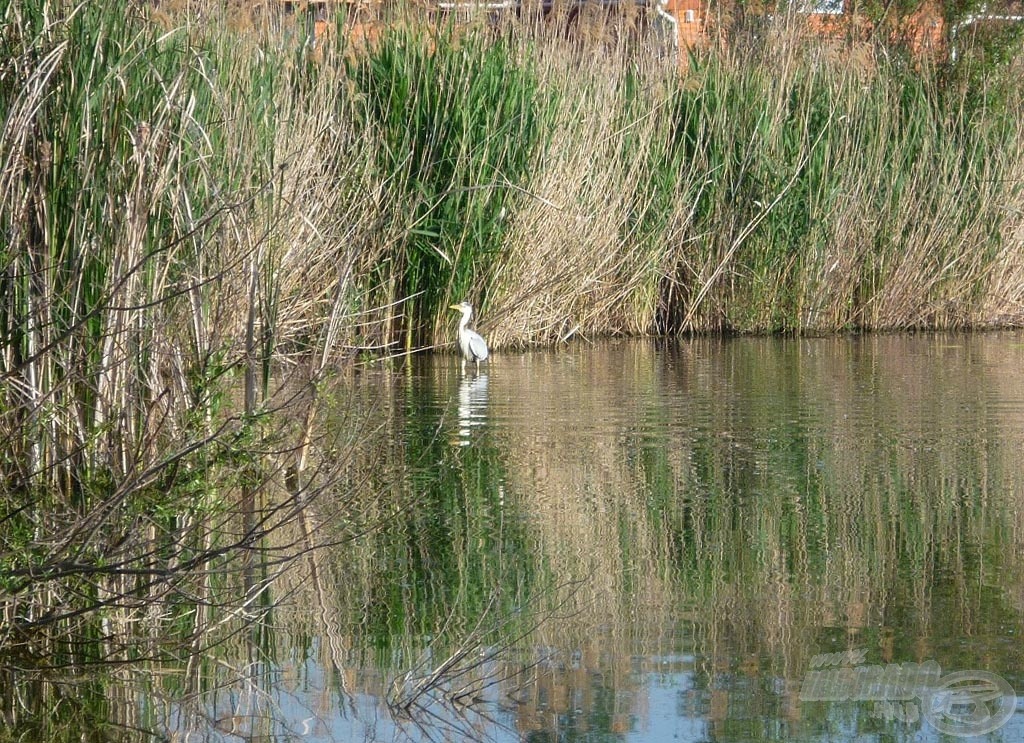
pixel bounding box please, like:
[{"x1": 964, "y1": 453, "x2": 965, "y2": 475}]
[
  {"x1": 449, "y1": 301, "x2": 489, "y2": 373},
  {"x1": 455, "y1": 373, "x2": 489, "y2": 447}
]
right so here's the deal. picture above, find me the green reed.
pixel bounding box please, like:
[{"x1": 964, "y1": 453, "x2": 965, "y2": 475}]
[
  {"x1": 655, "y1": 42, "x2": 1021, "y2": 333},
  {"x1": 343, "y1": 18, "x2": 552, "y2": 348},
  {"x1": 0, "y1": 2, "x2": 334, "y2": 713}
]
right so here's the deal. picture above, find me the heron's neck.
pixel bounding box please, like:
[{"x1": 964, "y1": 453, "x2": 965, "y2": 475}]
[{"x1": 459, "y1": 312, "x2": 471, "y2": 331}]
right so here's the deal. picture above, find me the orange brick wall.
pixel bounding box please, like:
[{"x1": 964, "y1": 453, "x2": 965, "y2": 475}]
[{"x1": 663, "y1": 0, "x2": 709, "y2": 50}]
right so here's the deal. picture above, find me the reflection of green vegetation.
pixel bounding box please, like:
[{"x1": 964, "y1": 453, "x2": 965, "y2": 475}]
[
  {"x1": 619, "y1": 339, "x2": 1024, "y2": 679},
  {"x1": 316, "y1": 337, "x2": 1023, "y2": 738},
  {"x1": 7, "y1": 284, "x2": 1024, "y2": 743},
  {"x1": 356, "y1": 385, "x2": 542, "y2": 649}
]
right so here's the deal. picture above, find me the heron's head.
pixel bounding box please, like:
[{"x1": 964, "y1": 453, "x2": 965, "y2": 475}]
[{"x1": 449, "y1": 302, "x2": 473, "y2": 316}]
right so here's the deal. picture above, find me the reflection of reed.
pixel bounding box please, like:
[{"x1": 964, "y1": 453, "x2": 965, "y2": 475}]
[
  {"x1": 482, "y1": 334, "x2": 1024, "y2": 735},
  {"x1": 485, "y1": 344, "x2": 676, "y2": 623},
  {"x1": 183, "y1": 334, "x2": 1024, "y2": 741}
]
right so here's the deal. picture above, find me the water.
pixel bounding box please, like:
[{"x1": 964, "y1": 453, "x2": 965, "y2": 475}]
[{"x1": 169, "y1": 334, "x2": 1024, "y2": 740}]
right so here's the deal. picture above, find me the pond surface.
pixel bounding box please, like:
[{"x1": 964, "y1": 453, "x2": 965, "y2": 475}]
[{"x1": 173, "y1": 333, "x2": 1024, "y2": 742}]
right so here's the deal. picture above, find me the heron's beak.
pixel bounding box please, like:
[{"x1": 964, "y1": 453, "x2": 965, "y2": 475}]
[{"x1": 448, "y1": 304, "x2": 461, "y2": 311}]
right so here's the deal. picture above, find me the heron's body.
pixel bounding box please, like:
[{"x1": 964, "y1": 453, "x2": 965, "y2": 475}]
[{"x1": 449, "y1": 302, "x2": 488, "y2": 373}]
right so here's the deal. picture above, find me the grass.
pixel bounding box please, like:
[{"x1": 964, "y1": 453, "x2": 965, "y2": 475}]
[{"x1": 0, "y1": 4, "x2": 368, "y2": 723}]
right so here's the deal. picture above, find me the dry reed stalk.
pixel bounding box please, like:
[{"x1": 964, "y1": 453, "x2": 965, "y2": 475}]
[
  {"x1": 978, "y1": 115, "x2": 1024, "y2": 326},
  {"x1": 485, "y1": 47, "x2": 672, "y2": 345}
]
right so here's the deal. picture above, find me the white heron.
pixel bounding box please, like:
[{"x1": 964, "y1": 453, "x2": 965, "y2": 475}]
[{"x1": 449, "y1": 301, "x2": 489, "y2": 373}]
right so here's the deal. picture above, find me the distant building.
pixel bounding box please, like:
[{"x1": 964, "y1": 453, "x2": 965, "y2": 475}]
[{"x1": 255, "y1": 1, "x2": 1024, "y2": 66}]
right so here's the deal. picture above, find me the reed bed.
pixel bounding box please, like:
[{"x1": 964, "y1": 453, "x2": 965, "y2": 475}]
[
  {"x1": 337, "y1": 4, "x2": 1024, "y2": 341},
  {"x1": 4, "y1": 2, "x2": 1020, "y2": 382},
  {"x1": 1, "y1": 0, "x2": 1023, "y2": 736},
  {"x1": 0, "y1": 5, "x2": 373, "y2": 732}
]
